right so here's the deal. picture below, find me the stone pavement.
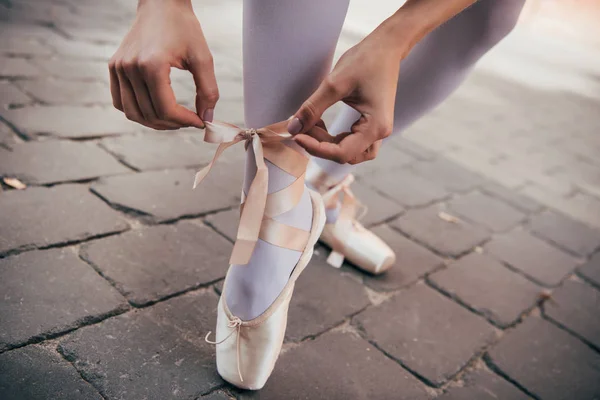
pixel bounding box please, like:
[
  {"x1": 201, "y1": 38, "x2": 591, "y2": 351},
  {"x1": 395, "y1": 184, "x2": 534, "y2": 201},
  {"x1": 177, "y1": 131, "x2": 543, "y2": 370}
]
[{"x1": 1, "y1": 0, "x2": 600, "y2": 399}]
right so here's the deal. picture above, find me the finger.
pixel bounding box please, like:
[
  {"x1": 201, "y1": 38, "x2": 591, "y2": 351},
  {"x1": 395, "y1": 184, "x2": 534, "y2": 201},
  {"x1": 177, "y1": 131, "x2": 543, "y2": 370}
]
[
  {"x1": 116, "y1": 63, "x2": 152, "y2": 128},
  {"x1": 301, "y1": 123, "x2": 335, "y2": 143},
  {"x1": 187, "y1": 52, "x2": 219, "y2": 122},
  {"x1": 123, "y1": 63, "x2": 179, "y2": 130},
  {"x1": 348, "y1": 140, "x2": 382, "y2": 165},
  {"x1": 140, "y1": 59, "x2": 206, "y2": 129},
  {"x1": 288, "y1": 77, "x2": 348, "y2": 135},
  {"x1": 295, "y1": 130, "x2": 371, "y2": 164},
  {"x1": 109, "y1": 59, "x2": 123, "y2": 111}
]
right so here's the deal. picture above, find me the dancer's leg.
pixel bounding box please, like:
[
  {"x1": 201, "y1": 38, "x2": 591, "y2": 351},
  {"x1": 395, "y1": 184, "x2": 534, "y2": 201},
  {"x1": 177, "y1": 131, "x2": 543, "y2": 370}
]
[
  {"x1": 314, "y1": 0, "x2": 526, "y2": 184},
  {"x1": 225, "y1": 0, "x2": 350, "y2": 320}
]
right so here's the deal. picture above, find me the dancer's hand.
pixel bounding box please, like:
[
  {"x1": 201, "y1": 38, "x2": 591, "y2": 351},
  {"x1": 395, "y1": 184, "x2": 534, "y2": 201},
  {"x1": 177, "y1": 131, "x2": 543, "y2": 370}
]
[
  {"x1": 109, "y1": 0, "x2": 218, "y2": 130},
  {"x1": 288, "y1": 0, "x2": 477, "y2": 164}
]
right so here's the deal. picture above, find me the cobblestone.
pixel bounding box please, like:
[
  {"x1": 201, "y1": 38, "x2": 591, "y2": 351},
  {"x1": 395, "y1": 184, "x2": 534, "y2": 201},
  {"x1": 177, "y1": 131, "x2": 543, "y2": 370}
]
[
  {"x1": 409, "y1": 159, "x2": 484, "y2": 193},
  {"x1": 448, "y1": 191, "x2": 525, "y2": 232},
  {"x1": 438, "y1": 369, "x2": 528, "y2": 400},
  {"x1": 354, "y1": 284, "x2": 496, "y2": 386},
  {"x1": 16, "y1": 79, "x2": 111, "y2": 105},
  {"x1": 487, "y1": 317, "x2": 600, "y2": 400},
  {"x1": 579, "y1": 252, "x2": 600, "y2": 288},
  {"x1": 0, "y1": 248, "x2": 127, "y2": 351},
  {"x1": 368, "y1": 169, "x2": 449, "y2": 207},
  {"x1": 0, "y1": 81, "x2": 29, "y2": 106},
  {"x1": 0, "y1": 140, "x2": 130, "y2": 185},
  {"x1": 529, "y1": 210, "x2": 600, "y2": 256}
]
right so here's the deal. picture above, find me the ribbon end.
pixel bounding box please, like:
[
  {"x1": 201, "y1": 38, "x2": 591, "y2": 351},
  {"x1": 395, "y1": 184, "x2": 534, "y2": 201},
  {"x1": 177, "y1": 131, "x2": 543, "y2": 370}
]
[
  {"x1": 327, "y1": 251, "x2": 344, "y2": 268},
  {"x1": 229, "y1": 239, "x2": 257, "y2": 266}
]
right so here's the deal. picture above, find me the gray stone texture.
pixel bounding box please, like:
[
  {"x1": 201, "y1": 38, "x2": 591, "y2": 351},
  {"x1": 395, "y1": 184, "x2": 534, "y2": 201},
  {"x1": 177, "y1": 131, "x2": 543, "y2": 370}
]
[
  {"x1": 16, "y1": 79, "x2": 111, "y2": 105},
  {"x1": 479, "y1": 182, "x2": 542, "y2": 213},
  {"x1": 409, "y1": 159, "x2": 484, "y2": 192},
  {"x1": 0, "y1": 140, "x2": 130, "y2": 185},
  {"x1": 429, "y1": 253, "x2": 541, "y2": 327},
  {"x1": 367, "y1": 169, "x2": 449, "y2": 207},
  {"x1": 0, "y1": 185, "x2": 128, "y2": 254},
  {"x1": 579, "y1": 252, "x2": 600, "y2": 288},
  {"x1": 91, "y1": 169, "x2": 241, "y2": 223},
  {"x1": 544, "y1": 279, "x2": 600, "y2": 350},
  {"x1": 205, "y1": 208, "x2": 239, "y2": 242},
  {"x1": 59, "y1": 291, "x2": 222, "y2": 399},
  {"x1": 350, "y1": 180, "x2": 405, "y2": 226},
  {"x1": 488, "y1": 317, "x2": 600, "y2": 400},
  {"x1": 260, "y1": 332, "x2": 429, "y2": 400},
  {"x1": 0, "y1": 345, "x2": 102, "y2": 400},
  {"x1": 485, "y1": 229, "x2": 580, "y2": 287},
  {"x1": 80, "y1": 222, "x2": 231, "y2": 306},
  {"x1": 392, "y1": 205, "x2": 490, "y2": 257},
  {"x1": 354, "y1": 284, "x2": 496, "y2": 386},
  {"x1": 0, "y1": 248, "x2": 127, "y2": 351},
  {"x1": 448, "y1": 191, "x2": 525, "y2": 232},
  {"x1": 0, "y1": 81, "x2": 29, "y2": 106},
  {"x1": 529, "y1": 210, "x2": 600, "y2": 256},
  {"x1": 438, "y1": 369, "x2": 528, "y2": 400},
  {"x1": 362, "y1": 225, "x2": 443, "y2": 291}
]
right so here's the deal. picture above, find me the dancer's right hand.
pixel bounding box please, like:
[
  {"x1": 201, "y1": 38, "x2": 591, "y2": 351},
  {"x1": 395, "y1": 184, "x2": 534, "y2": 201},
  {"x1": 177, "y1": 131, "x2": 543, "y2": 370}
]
[{"x1": 109, "y1": 0, "x2": 218, "y2": 130}]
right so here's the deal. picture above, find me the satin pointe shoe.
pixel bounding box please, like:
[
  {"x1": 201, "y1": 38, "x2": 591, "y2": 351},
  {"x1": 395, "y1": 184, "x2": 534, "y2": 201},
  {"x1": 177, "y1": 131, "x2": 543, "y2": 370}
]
[
  {"x1": 193, "y1": 120, "x2": 326, "y2": 390},
  {"x1": 306, "y1": 162, "x2": 395, "y2": 275}
]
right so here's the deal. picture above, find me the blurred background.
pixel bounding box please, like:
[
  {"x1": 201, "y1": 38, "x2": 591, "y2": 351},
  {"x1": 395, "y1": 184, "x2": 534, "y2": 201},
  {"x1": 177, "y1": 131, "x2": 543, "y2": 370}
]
[{"x1": 1, "y1": 1, "x2": 599, "y2": 399}]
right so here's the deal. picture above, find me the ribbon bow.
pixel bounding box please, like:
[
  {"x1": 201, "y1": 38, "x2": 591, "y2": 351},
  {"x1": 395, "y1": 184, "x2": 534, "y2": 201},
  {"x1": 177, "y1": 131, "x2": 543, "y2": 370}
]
[
  {"x1": 204, "y1": 316, "x2": 244, "y2": 382},
  {"x1": 193, "y1": 120, "x2": 293, "y2": 265}
]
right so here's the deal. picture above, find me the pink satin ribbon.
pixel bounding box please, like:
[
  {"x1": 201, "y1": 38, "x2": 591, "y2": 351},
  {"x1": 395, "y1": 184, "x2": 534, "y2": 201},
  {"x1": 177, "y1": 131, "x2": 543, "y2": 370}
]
[{"x1": 193, "y1": 120, "x2": 294, "y2": 265}]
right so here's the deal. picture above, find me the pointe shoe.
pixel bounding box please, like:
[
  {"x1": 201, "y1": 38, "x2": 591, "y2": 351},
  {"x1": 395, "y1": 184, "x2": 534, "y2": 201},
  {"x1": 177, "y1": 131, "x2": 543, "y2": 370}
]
[
  {"x1": 194, "y1": 120, "x2": 326, "y2": 390},
  {"x1": 306, "y1": 162, "x2": 396, "y2": 275}
]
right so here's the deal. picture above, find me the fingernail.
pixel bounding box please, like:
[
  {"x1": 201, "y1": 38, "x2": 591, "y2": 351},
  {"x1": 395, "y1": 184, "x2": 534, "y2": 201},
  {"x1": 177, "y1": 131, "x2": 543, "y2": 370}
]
[
  {"x1": 203, "y1": 108, "x2": 214, "y2": 123},
  {"x1": 287, "y1": 117, "x2": 303, "y2": 135}
]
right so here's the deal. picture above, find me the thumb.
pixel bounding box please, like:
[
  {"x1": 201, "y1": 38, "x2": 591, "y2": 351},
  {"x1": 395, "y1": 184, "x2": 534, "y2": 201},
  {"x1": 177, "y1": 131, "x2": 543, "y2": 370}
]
[
  {"x1": 288, "y1": 77, "x2": 345, "y2": 135},
  {"x1": 188, "y1": 52, "x2": 219, "y2": 123}
]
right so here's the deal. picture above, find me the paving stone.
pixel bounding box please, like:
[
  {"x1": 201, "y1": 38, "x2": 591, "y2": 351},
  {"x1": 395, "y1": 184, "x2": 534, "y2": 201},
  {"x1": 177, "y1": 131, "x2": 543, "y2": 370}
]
[
  {"x1": 59, "y1": 291, "x2": 222, "y2": 399},
  {"x1": 362, "y1": 225, "x2": 443, "y2": 291},
  {"x1": 44, "y1": 36, "x2": 117, "y2": 60},
  {"x1": 16, "y1": 79, "x2": 111, "y2": 105},
  {"x1": 0, "y1": 81, "x2": 29, "y2": 106},
  {"x1": 488, "y1": 317, "x2": 600, "y2": 400},
  {"x1": 349, "y1": 180, "x2": 405, "y2": 226},
  {"x1": 438, "y1": 369, "x2": 528, "y2": 400},
  {"x1": 0, "y1": 185, "x2": 128, "y2": 254},
  {"x1": 579, "y1": 252, "x2": 600, "y2": 288},
  {"x1": 205, "y1": 208, "x2": 238, "y2": 242},
  {"x1": 0, "y1": 106, "x2": 140, "y2": 138},
  {"x1": 0, "y1": 57, "x2": 41, "y2": 77},
  {"x1": 391, "y1": 137, "x2": 437, "y2": 161},
  {"x1": 201, "y1": 391, "x2": 234, "y2": 400},
  {"x1": 479, "y1": 182, "x2": 542, "y2": 213},
  {"x1": 0, "y1": 141, "x2": 129, "y2": 185},
  {"x1": 0, "y1": 248, "x2": 127, "y2": 351},
  {"x1": 544, "y1": 279, "x2": 600, "y2": 350},
  {"x1": 31, "y1": 58, "x2": 109, "y2": 81},
  {"x1": 355, "y1": 146, "x2": 415, "y2": 179},
  {"x1": 429, "y1": 253, "x2": 541, "y2": 327},
  {"x1": 0, "y1": 35, "x2": 53, "y2": 56},
  {"x1": 260, "y1": 331, "x2": 429, "y2": 399},
  {"x1": 529, "y1": 210, "x2": 600, "y2": 256},
  {"x1": 91, "y1": 169, "x2": 240, "y2": 223},
  {"x1": 367, "y1": 169, "x2": 449, "y2": 207},
  {"x1": 0, "y1": 121, "x2": 16, "y2": 145},
  {"x1": 354, "y1": 284, "x2": 496, "y2": 386},
  {"x1": 0, "y1": 345, "x2": 102, "y2": 400},
  {"x1": 286, "y1": 250, "x2": 371, "y2": 341},
  {"x1": 448, "y1": 191, "x2": 526, "y2": 232},
  {"x1": 100, "y1": 132, "x2": 217, "y2": 170},
  {"x1": 485, "y1": 229, "x2": 580, "y2": 287},
  {"x1": 81, "y1": 222, "x2": 231, "y2": 306},
  {"x1": 410, "y1": 159, "x2": 484, "y2": 192},
  {"x1": 391, "y1": 205, "x2": 490, "y2": 257}
]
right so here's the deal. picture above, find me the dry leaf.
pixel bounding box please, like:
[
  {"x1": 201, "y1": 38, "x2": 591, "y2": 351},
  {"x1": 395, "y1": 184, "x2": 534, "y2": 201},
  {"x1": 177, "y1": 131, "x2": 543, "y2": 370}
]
[
  {"x1": 3, "y1": 177, "x2": 27, "y2": 190},
  {"x1": 438, "y1": 211, "x2": 460, "y2": 223}
]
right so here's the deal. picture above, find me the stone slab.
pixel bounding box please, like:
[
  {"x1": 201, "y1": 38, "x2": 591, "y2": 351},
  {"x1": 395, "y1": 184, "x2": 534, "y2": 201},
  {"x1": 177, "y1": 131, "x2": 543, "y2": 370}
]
[
  {"x1": 286, "y1": 250, "x2": 371, "y2": 342},
  {"x1": 100, "y1": 132, "x2": 217, "y2": 170},
  {"x1": 16, "y1": 79, "x2": 111, "y2": 105},
  {"x1": 409, "y1": 159, "x2": 484, "y2": 192},
  {"x1": 367, "y1": 169, "x2": 449, "y2": 208},
  {"x1": 0, "y1": 57, "x2": 41, "y2": 77},
  {"x1": 0, "y1": 106, "x2": 140, "y2": 138},
  {"x1": 0, "y1": 248, "x2": 127, "y2": 351},
  {"x1": 529, "y1": 210, "x2": 600, "y2": 256},
  {"x1": 80, "y1": 222, "x2": 231, "y2": 306},
  {"x1": 544, "y1": 279, "x2": 600, "y2": 350},
  {"x1": 31, "y1": 58, "x2": 109, "y2": 82},
  {"x1": 91, "y1": 169, "x2": 240, "y2": 223},
  {"x1": 354, "y1": 284, "x2": 496, "y2": 386},
  {"x1": 260, "y1": 331, "x2": 429, "y2": 400},
  {"x1": 0, "y1": 345, "x2": 102, "y2": 400},
  {"x1": 59, "y1": 291, "x2": 222, "y2": 399},
  {"x1": 0, "y1": 121, "x2": 16, "y2": 145},
  {"x1": 0, "y1": 140, "x2": 130, "y2": 185},
  {"x1": 479, "y1": 182, "x2": 542, "y2": 213},
  {"x1": 579, "y1": 252, "x2": 600, "y2": 288},
  {"x1": 205, "y1": 209, "x2": 238, "y2": 242},
  {"x1": 429, "y1": 253, "x2": 541, "y2": 327},
  {"x1": 391, "y1": 205, "x2": 490, "y2": 257},
  {"x1": 362, "y1": 225, "x2": 443, "y2": 291},
  {"x1": 438, "y1": 369, "x2": 528, "y2": 400},
  {"x1": 448, "y1": 191, "x2": 525, "y2": 232},
  {"x1": 349, "y1": 180, "x2": 404, "y2": 226},
  {"x1": 0, "y1": 81, "x2": 29, "y2": 106},
  {"x1": 485, "y1": 229, "x2": 580, "y2": 287},
  {"x1": 488, "y1": 317, "x2": 600, "y2": 400},
  {"x1": 0, "y1": 185, "x2": 129, "y2": 254}
]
